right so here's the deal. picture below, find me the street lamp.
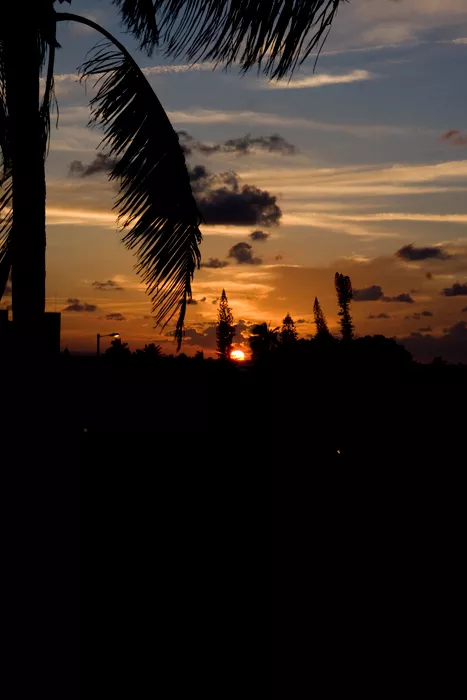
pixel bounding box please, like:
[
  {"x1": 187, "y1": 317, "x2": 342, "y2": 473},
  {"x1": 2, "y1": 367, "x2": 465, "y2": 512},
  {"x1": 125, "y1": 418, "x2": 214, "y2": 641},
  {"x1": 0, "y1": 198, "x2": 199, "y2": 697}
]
[{"x1": 97, "y1": 332, "x2": 120, "y2": 357}]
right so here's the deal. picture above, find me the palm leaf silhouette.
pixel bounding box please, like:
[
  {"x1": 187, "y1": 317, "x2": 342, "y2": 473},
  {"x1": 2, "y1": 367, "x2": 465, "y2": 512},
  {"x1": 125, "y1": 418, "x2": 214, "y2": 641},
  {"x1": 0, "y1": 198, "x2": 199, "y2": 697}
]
[
  {"x1": 0, "y1": 43, "x2": 11, "y2": 301},
  {"x1": 77, "y1": 37, "x2": 203, "y2": 348},
  {"x1": 153, "y1": 0, "x2": 343, "y2": 79},
  {"x1": 113, "y1": 0, "x2": 159, "y2": 54}
]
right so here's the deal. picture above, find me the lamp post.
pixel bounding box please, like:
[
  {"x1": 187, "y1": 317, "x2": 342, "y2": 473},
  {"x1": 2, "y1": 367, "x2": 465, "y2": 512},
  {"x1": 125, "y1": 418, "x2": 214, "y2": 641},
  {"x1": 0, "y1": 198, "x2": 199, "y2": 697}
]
[{"x1": 97, "y1": 332, "x2": 120, "y2": 357}]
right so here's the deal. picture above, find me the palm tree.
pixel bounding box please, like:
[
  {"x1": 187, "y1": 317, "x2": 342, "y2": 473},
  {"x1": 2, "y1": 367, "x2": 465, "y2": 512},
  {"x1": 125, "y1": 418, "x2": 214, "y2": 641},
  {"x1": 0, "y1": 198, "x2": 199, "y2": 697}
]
[
  {"x1": 0, "y1": 1, "x2": 343, "y2": 349},
  {"x1": 249, "y1": 322, "x2": 280, "y2": 361}
]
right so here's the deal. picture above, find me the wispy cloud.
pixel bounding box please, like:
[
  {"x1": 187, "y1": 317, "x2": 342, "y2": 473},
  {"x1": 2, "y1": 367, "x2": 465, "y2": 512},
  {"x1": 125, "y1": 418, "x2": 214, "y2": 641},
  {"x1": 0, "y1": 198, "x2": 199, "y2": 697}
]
[
  {"x1": 333, "y1": 213, "x2": 467, "y2": 224},
  {"x1": 142, "y1": 62, "x2": 215, "y2": 75},
  {"x1": 264, "y1": 69, "x2": 374, "y2": 90},
  {"x1": 167, "y1": 109, "x2": 425, "y2": 138},
  {"x1": 48, "y1": 62, "x2": 215, "y2": 87}
]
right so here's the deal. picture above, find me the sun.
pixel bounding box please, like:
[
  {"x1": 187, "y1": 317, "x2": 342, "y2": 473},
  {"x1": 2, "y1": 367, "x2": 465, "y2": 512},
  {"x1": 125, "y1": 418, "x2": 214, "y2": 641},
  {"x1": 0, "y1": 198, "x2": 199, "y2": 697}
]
[{"x1": 230, "y1": 349, "x2": 245, "y2": 362}]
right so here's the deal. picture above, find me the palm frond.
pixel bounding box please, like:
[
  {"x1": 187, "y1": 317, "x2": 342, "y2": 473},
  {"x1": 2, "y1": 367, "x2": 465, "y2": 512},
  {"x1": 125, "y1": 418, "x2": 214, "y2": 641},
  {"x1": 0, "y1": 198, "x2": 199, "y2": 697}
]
[
  {"x1": 154, "y1": 0, "x2": 345, "y2": 79},
  {"x1": 40, "y1": 40, "x2": 57, "y2": 156},
  {"x1": 0, "y1": 177, "x2": 12, "y2": 301},
  {"x1": 113, "y1": 0, "x2": 159, "y2": 55},
  {"x1": 0, "y1": 41, "x2": 12, "y2": 299},
  {"x1": 0, "y1": 39, "x2": 10, "y2": 179},
  {"x1": 79, "y1": 41, "x2": 202, "y2": 348}
]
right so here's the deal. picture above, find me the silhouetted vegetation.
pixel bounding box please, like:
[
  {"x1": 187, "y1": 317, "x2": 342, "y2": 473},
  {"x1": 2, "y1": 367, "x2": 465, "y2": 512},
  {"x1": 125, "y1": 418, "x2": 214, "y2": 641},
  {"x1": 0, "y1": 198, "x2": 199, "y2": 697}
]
[
  {"x1": 249, "y1": 322, "x2": 280, "y2": 362},
  {"x1": 216, "y1": 289, "x2": 236, "y2": 359},
  {"x1": 313, "y1": 297, "x2": 332, "y2": 341},
  {"x1": 335, "y1": 272, "x2": 354, "y2": 342},
  {"x1": 280, "y1": 313, "x2": 298, "y2": 345}
]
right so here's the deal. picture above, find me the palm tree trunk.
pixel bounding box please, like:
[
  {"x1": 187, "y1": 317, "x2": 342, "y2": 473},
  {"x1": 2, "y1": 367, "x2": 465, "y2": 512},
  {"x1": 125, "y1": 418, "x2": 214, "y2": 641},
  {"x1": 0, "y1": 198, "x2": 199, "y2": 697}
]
[{"x1": 4, "y1": 11, "x2": 46, "y2": 347}]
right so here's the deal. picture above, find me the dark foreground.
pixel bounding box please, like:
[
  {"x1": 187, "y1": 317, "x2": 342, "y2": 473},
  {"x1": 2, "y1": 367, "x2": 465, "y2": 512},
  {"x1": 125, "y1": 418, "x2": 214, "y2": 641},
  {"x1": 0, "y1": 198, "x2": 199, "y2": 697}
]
[{"x1": 2, "y1": 343, "x2": 465, "y2": 461}]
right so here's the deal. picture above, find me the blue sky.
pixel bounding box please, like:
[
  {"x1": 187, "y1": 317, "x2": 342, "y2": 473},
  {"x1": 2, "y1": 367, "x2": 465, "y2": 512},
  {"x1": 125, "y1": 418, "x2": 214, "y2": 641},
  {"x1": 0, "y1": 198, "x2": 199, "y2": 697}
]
[{"x1": 18, "y1": 0, "x2": 467, "y2": 360}]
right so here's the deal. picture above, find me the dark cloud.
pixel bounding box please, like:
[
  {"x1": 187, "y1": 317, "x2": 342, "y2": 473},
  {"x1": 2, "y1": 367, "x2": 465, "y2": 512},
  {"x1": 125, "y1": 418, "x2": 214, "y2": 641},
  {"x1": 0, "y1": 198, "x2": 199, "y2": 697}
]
[
  {"x1": 178, "y1": 131, "x2": 297, "y2": 157},
  {"x1": 354, "y1": 284, "x2": 414, "y2": 303},
  {"x1": 199, "y1": 297, "x2": 207, "y2": 303},
  {"x1": 69, "y1": 150, "x2": 282, "y2": 228},
  {"x1": 418, "y1": 326, "x2": 432, "y2": 332},
  {"x1": 400, "y1": 321, "x2": 467, "y2": 364},
  {"x1": 426, "y1": 272, "x2": 433, "y2": 280},
  {"x1": 228, "y1": 242, "x2": 262, "y2": 265},
  {"x1": 463, "y1": 306, "x2": 467, "y2": 312},
  {"x1": 296, "y1": 319, "x2": 307, "y2": 324},
  {"x1": 4, "y1": 283, "x2": 11, "y2": 295},
  {"x1": 353, "y1": 285, "x2": 384, "y2": 302},
  {"x1": 382, "y1": 293, "x2": 414, "y2": 304},
  {"x1": 440, "y1": 129, "x2": 467, "y2": 146},
  {"x1": 441, "y1": 282, "x2": 467, "y2": 297},
  {"x1": 187, "y1": 298, "x2": 198, "y2": 305},
  {"x1": 405, "y1": 311, "x2": 434, "y2": 320},
  {"x1": 249, "y1": 230, "x2": 270, "y2": 242},
  {"x1": 275, "y1": 254, "x2": 283, "y2": 261},
  {"x1": 191, "y1": 166, "x2": 282, "y2": 226},
  {"x1": 201, "y1": 258, "x2": 229, "y2": 269},
  {"x1": 63, "y1": 298, "x2": 97, "y2": 313},
  {"x1": 368, "y1": 313, "x2": 391, "y2": 319},
  {"x1": 396, "y1": 244, "x2": 450, "y2": 261},
  {"x1": 92, "y1": 279, "x2": 125, "y2": 292},
  {"x1": 69, "y1": 153, "x2": 117, "y2": 177},
  {"x1": 180, "y1": 324, "x2": 218, "y2": 350},
  {"x1": 104, "y1": 312, "x2": 126, "y2": 321}
]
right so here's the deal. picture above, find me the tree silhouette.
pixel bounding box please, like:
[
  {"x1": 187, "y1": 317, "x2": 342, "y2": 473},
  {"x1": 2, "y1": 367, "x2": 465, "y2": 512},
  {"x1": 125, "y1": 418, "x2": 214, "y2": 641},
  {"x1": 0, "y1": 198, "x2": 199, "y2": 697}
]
[
  {"x1": 313, "y1": 297, "x2": 331, "y2": 340},
  {"x1": 216, "y1": 289, "x2": 236, "y2": 360},
  {"x1": 280, "y1": 313, "x2": 298, "y2": 345},
  {"x1": 335, "y1": 272, "x2": 354, "y2": 342},
  {"x1": 134, "y1": 343, "x2": 162, "y2": 361},
  {"x1": 105, "y1": 337, "x2": 131, "y2": 358},
  {"x1": 0, "y1": 1, "x2": 343, "y2": 349},
  {"x1": 249, "y1": 322, "x2": 279, "y2": 361}
]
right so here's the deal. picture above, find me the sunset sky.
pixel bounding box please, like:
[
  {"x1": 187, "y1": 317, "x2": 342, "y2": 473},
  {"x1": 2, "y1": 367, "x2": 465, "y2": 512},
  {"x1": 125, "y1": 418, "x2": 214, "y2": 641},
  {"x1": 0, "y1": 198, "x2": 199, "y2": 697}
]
[{"x1": 6, "y1": 0, "x2": 467, "y2": 361}]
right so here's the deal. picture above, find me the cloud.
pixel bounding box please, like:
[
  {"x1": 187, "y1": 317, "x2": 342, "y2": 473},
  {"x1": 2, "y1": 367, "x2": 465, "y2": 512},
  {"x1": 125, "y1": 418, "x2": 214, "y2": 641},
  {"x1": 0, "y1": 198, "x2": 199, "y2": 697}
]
[
  {"x1": 441, "y1": 282, "x2": 467, "y2": 296},
  {"x1": 142, "y1": 62, "x2": 216, "y2": 75},
  {"x1": 4, "y1": 284, "x2": 11, "y2": 295},
  {"x1": 368, "y1": 313, "x2": 391, "y2": 319},
  {"x1": 228, "y1": 242, "x2": 262, "y2": 265},
  {"x1": 63, "y1": 298, "x2": 97, "y2": 312},
  {"x1": 179, "y1": 324, "x2": 218, "y2": 350},
  {"x1": 463, "y1": 306, "x2": 467, "y2": 312},
  {"x1": 249, "y1": 230, "x2": 270, "y2": 242},
  {"x1": 168, "y1": 109, "x2": 418, "y2": 138},
  {"x1": 418, "y1": 326, "x2": 432, "y2": 332},
  {"x1": 353, "y1": 285, "x2": 384, "y2": 301},
  {"x1": 92, "y1": 279, "x2": 125, "y2": 291},
  {"x1": 191, "y1": 166, "x2": 282, "y2": 226},
  {"x1": 440, "y1": 129, "x2": 467, "y2": 146},
  {"x1": 104, "y1": 312, "x2": 126, "y2": 321},
  {"x1": 69, "y1": 154, "x2": 117, "y2": 177},
  {"x1": 264, "y1": 69, "x2": 374, "y2": 90},
  {"x1": 187, "y1": 298, "x2": 198, "y2": 305},
  {"x1": 406, "y1": 311, "x2": 434, "y2": 320},
  {"x1": 178, "y1": 131, "x2": 297, "y2": 156},
  {"x1": 354, "y1": 284, "x2": 414, "y2": 303},
  {"x1": 382, "y1": 293, "x2": 415, "y2": 304},
  {"x1": 400, "y1": 321, "x2": 467, "y2": 364},
  {"x1": 396, "y1": 244, "x2": 450, "y2": 261},
  {"x1": 201, "y1": 258, "x2": 229, "y2": 269},
  {"x1": 296, "y1": 319, "x2": 307, "y2": 324}
]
